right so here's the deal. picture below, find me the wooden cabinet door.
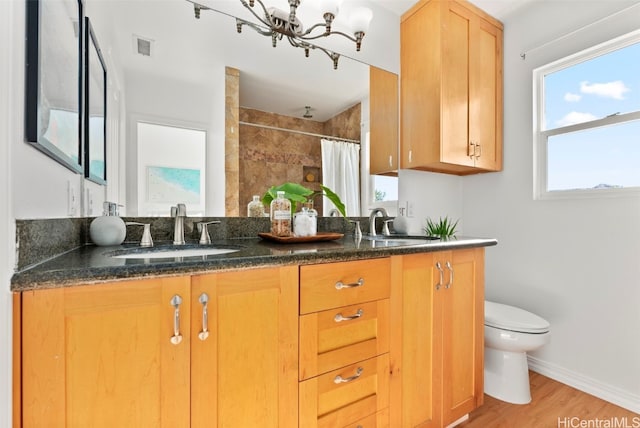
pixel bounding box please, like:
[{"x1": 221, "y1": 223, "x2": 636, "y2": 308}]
[
  {"x1": 469, "y1": 16, "x2": 503, "y2": 171},
  {"x1": 370, "y1": 66, "x2": 399, "y2": 176},
  {"x1": 400, "y1": 0, "x2": 441, "y2": 172},
  {"x1": 390, "y1": 253, "x2": 442, "y2": 428},
  {"x1": 191, "y1": 266, "x2": 298, "y2": 428},
  {"x1": 441, "y1": 1, "x2": 475, "y2": 168},
  {"x1": 437, "y1": 248, "x2": 485, "y2": 425},
  {"x1": 401, "y1": 0, "x2": 503, "y2": 175},
  {"x1": 20, "y1": 277, "x2": 191, "y2": 428}
]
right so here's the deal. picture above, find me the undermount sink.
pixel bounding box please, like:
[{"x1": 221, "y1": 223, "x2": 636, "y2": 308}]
[
  {"x1": 107, "y1": 245, "x2": 241, "y2": 259},
  {"x1": 361, "y1": 234, "x2": 440, "y2": 248}
]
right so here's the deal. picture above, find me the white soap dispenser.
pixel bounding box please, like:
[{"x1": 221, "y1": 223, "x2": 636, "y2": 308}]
[{"x1": 89, "y1": 202, "x2": 127, "y2": 246}]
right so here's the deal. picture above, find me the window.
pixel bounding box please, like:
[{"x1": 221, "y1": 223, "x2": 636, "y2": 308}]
[
  {"x1": 136, "y1": 121, "x2": 206, "y2": 216},
  {"x1": 534, "y1": 30, "x2": 640, "y2": 199},
  {"x1": 363, "y1": 131, "x2": 398, "y2": 215}
]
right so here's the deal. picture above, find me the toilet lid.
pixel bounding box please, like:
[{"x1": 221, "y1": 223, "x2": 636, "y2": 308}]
[{"x1": 485, "y1": 301, "x2": 550, "y2": 334}]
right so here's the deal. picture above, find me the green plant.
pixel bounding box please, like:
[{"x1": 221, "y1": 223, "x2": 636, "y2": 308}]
[
  {"x1": 424, "y1": 216, "x2": 459, "y2": 239},
  {"x1": 262, "y1": 182, "x2": 346, "y2": 217}
]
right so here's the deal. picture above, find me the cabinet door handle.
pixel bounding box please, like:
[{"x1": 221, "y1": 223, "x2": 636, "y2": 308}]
[
  {"x1": 389, "y1": 154, "x2": 393, "y2": 167},
  {"x1": 445, "y1": 261, "x2": 453, "y2": 289},
  {"x1": 334, "y1": 367, "x2": 363, "y2": 384},
  {"x1": 408, "y1": 149, "x2": 413, "y2": 163},
  {"x1": 435, "y1": 261, "x2": 444, "y2": 291},
  {"x1": 198, "y1": 292, "x2": 210, "y2": 341},
  {"x1": 475, "y1": 143, "x2": 482, "y2": 159},
  {"x1": 468, "y1": 141, "x2": 474, "y2": 158},
  {"x1": 170, "y1": 295, "x2": 183, "y2": 345},
  {"x1": 335, "y1": 278, "x2": 364, "y2": 290},
  {"x1": 334, "y1": 308, "x2": 363, "y2": 323}
]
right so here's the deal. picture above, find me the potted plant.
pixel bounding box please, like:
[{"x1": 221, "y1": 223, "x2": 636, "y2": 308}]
[
  {"x1": 261, "y1": 182, "x2": 346, "y2": 217},
  {"x1": 424, "y1": 216, "x2": 459, "y2": 240}
]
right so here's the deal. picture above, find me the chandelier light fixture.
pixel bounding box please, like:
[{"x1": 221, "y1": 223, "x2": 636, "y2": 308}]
[{"x1": 191, "y1": 0, "x2": 373, "y2": 69}]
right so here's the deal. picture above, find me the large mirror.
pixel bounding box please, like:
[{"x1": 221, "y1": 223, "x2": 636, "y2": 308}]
[{"x1": 86, "y1": 0, "x2": 398, "y2": 217}]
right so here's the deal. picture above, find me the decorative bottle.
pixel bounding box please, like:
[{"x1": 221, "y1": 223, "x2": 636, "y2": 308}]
[
  {"x1": 270, "y1": 191, "x2": 291, "y2": 236},
  {"x1": 247, "y1": 195, "x2": 265, "y2": 217},
  {"x1": 294, "y1": 201, "x2": 317, "y2": 237},
  {"x1": 89, "y1": 202, "x2": 127, "y2": 246}
]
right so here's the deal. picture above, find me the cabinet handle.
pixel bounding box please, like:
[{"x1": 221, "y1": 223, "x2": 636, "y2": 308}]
[
  {"x1": 445, "y1": 261, "x2": 453, "y2": 289},
  {"x1": 170, "y1": 295, "x2": 183, "y2": 345},
  {"x1": 334, "y1": 308, "x2": 363, "y2": 323},
  {"x1": 408, "y1": 149, "x2": 413, "y2": 163},
  {"x1": 335, "y1": 277, "x2": 364, "y2": 290},
  {"x1": 435, "y1": 261, "x2": 444, "y2": 291},
  {"x1": 475, "y1": 143, "x2": 482, "y2": 159},
  {"x1": 334, "y1": 367, "x2": 363, "y2": 384},
  {"x1": 468, "y1": 141, "x2": 474, "y2": 158},
  {"x1": 198, "y1": 292, "x2": 210, "y2": 341},
  {"x1": 389, "y1": 155, "x2": 393, "y2": 167}
]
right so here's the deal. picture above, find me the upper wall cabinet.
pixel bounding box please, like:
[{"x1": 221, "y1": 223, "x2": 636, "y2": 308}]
[
  {"x1": 400, "y1": 0, "x2": 503, "y2": 175},
  {"x1": 370, "y1": 66, "x2": 399, "y2": 176}
]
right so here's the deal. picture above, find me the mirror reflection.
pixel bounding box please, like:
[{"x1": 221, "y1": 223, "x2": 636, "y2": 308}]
[{"x1": 87, "y1": 0, "x2": 396, "y2": 217}]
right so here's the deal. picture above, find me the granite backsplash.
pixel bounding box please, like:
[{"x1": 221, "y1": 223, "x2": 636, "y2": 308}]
[{"x1": 15, "y1": 216, "x2": 367, "y2": 272}]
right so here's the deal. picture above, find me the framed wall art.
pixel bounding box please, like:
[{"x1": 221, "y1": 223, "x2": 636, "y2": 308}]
[
  {"x1": 84, "y1": 16, "x2": 107, "y2": 184},
  {"x1": 25, "y1": 0, "x2": 84, "y2": 174}
]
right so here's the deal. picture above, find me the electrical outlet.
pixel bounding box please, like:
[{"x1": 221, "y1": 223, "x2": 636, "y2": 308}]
[
  {"x1": 86, "y1": 188, "x2": 93, "y2": 216},
  {"x1": 407, "y1": 201, "x2": 415, "y2": 218},
  {"x1": 67, "y1": 181, "x2": 78, "y2": 216}
]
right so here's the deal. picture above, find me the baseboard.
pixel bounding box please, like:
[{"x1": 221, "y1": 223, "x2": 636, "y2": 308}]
[{"x1": 528, "y1": 355, "x2": 640, "y2": 414}]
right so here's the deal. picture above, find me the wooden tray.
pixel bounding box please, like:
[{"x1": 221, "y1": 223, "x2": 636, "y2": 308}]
[{"x1": 258, "y1": 232, "x2": 344, "y2": 244}]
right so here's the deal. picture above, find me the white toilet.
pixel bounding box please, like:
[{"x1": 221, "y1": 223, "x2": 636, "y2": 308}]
[{"x1": 484, "y1": 300, "x2": 550, "y2": 404}]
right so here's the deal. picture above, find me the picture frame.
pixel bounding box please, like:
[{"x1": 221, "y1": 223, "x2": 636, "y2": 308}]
[
  {"x1": 84, "y1": 16, "x2": 107, "y2": 184},
  {"x1": 25, "y1": 0, "x2": 84, "y2": 174}
]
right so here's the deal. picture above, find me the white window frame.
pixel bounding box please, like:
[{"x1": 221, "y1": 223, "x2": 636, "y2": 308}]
[{"x1": 533, "y1": 29, "x2": 640, "y2": 200}]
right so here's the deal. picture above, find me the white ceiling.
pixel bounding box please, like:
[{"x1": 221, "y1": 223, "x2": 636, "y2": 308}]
[{"x1": 88, "y1": 0, "x2": 531, "y2": 123}]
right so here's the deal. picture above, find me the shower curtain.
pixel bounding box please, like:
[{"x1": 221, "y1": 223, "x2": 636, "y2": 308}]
[{"x1": 321, "y1": 138, "x2": 360, "y2": 217}]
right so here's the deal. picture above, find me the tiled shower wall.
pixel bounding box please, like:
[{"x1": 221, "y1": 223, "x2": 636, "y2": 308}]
[{"x1": 238, "y1": 104, "x2": 361, "y2": 216}]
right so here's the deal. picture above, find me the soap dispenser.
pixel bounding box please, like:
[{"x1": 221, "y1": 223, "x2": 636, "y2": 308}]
[{"x1": 89, "y1": 202, "x2": 127, "y2": 246}]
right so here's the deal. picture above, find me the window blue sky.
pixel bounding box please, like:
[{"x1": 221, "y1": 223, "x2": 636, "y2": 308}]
[
  {"x1": 542, "y1": 40, "x2": 640, "y2": 191},
  {"x1": 544, "y1": 41, "x2": 639, "y2": 130}
]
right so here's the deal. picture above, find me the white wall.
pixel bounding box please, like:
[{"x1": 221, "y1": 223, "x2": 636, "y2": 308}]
[
  {"x1": 124, "y1": 69, "x2": 226, "y2": 216},
  {"x1": 398, "y1": 170, "x2": 464, "y2": 235},
  {"x1": 462, "y1": 1, "x2": 640, "y2": 412},
  {"x1": 1, "y1": 1, "x2": 17, "y2": 424}
]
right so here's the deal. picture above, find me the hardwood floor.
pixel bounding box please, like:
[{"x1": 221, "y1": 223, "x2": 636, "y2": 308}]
[{"x1": 459, "y1": 371, "x2": 640, "y2": 428}]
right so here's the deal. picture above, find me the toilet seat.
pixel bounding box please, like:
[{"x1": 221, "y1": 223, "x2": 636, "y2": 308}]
[{"x1": 485, "y1": 301, "x2": 550, "y2": 334}]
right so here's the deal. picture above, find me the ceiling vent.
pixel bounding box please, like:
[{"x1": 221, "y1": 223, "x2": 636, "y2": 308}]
[{"x1": 133, "y1": 35, "x2": 154, "y2": 57}]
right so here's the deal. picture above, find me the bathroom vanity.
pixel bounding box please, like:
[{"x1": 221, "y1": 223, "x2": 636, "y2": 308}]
[{"x1": 12, "y1": 234, "x2": 496, "y2": 428}]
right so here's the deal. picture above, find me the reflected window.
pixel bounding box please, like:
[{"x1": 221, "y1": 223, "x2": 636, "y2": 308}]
[{"x1": 137, "y1": 121, "x2": 206, "y2": 216}]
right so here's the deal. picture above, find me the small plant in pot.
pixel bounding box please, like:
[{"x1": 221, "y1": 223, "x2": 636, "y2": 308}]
[
  {"x1": 424, "y1": 216, "x2": 459, "y2": 240},
  {"x1": 261, "y1": 182, "x2": 346, "y2": 217}
]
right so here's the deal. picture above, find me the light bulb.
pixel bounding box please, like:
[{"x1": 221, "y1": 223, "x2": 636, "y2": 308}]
[
  {"x1": 349, "y1": 7, "x2": 372, "y2": 34},
  {"x1": 320, "y1": 0, "x2": 342, "y2": 17}
]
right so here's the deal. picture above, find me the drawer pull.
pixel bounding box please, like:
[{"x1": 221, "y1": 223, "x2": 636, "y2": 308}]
[
  {"x1": 445, "y1": 261, "x2": 454, "y2": 289},
  {"x1": 170, "y1": 294, "x2": 183, "y2": 345},
  {"x1": 198, "y1": 292, "x2": 210, "y2": 341},
  {"x1": 334, "y1": 367, "x2": 363, "y2": 384},
  {"x1": 334, "y1": 308, "x2": 363, "y2": 323},
  {"x1": 335, "y1": 277, "x2": 364, "y2": 290},
  {"x1": 435, "y1": 262, "x2": 444, "y2": 291}
]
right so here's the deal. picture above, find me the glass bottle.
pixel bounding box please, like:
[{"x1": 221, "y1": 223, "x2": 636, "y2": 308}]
[
  {"x1": 294, "y1": 201, "x2": 317, "y2": 237},
  {"x1": 270, "y1": 191, "x2": 291, "y2": 236},
  {"x1": 247, "y1": 195, "x2": 265, "y2": 217}
]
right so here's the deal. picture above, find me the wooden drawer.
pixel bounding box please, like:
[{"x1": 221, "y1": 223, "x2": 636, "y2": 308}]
[
  {"x1": 299, "y1": 354, "x2": 390, "y2": 428},
  {"x1": 300, "y1": 299, "x2": 390, "y2": 380},
  {"x1": 300, "y1": 259, "x2": 391, "y2": 314},
  {"x1": 346, "y1": 408, "x2": 389, "y2": 428}
]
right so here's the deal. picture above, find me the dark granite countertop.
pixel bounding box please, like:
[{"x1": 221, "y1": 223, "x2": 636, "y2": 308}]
[{"x1": 11, "y1": 235, "x2": 497, "y2": 291}]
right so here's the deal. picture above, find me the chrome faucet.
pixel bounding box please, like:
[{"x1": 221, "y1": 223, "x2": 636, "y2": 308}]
[
  {"x1": 368, "y1": 207, "x2": 389, "y2": 236},
  {"x1": 171, "y1": 203, "x2": 187, "y2": 245}
]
